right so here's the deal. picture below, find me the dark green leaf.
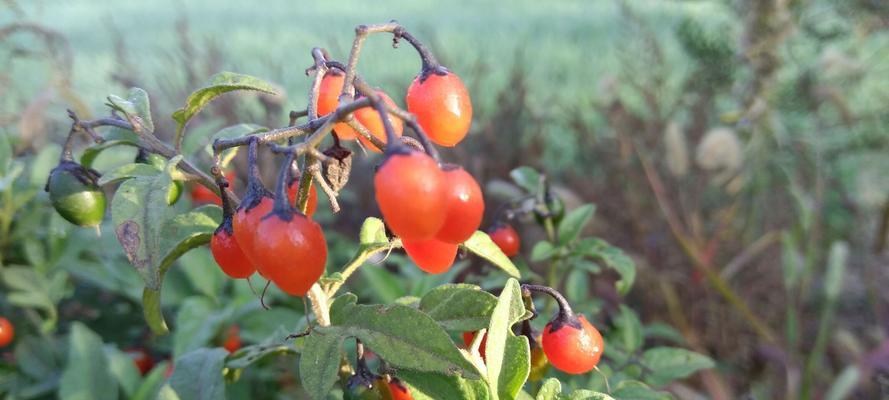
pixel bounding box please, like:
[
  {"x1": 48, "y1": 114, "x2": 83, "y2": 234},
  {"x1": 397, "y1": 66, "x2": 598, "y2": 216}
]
[
  {"x1": 461, "y1": 231, "x2": 521, "y2": 278},
  {"x1": 105, "y1": 346, "x2": 142, "y2": 398},
  {"x1": 59, "y1": 323, "x2": 116, "y2": 400},
  {"x1": 169, "y1": 348, "x2": 228, "y2": 400},
  {"x1": 172, "y1": 297, "x2": 224, "y2": 359},
  {"x1": 419, "y1": 284, "x2": 497, "y2": 331},
  {"x1": 14, "y1": 336, "x2": 60, "y2": 380},
  {"x1": 328, "y1": 295, "x2": 478, "y2": 378},
  {"x1": 299, "y1": 328, "x2": 346, "y2": 400},
  {"x1": 530, "y1": 241, "x2": 556, "y2": 263},
  {"x1": 557, "y1": 204, "x2": 595, "y2": 245},
  {"x1": 509, "y1": 167, "x2": 541, "y2": 193},
  {"x1": 360, "y1": 265, "x2": 405, "y2": 304},
  {"x1": 131, "y1": 361, "x2": 171, "y2": 400},
  {"x1": 641, "y1": 347, "x2": 715, "y2": 386},
  {"x1": 611, "y1": 380, "x2": 671, "y2": 400},
  {"x1": 398, "y1": 369, "x2": 490, "y2": 400},
  {"x1": 172, "y1": 72, "x2": 277, "y2": 135}
]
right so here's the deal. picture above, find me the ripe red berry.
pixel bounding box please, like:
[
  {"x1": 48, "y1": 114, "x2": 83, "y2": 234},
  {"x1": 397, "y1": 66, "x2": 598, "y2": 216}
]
[
  {"x1": 374, "y1": 150, "x2": 446, "y2": 240},
  {"x1": 541, "y1": 315, "x2": 604, "y2": 374},
  {"x1": 191, "y1": 172, "x2": 235, "y2": 206},
  {"x1": 251, "y1": 211, "x2": 327, "y2": 296},
  {"x1": 488, "y1": 224, "x2": 520, "y2": 257},
  {"x1": 387, "y1": 378, "x2": 413, "y2": 400},
  {"x1": 462, "y1": 331, "x2": 488, "y2": 362},
  {"x1": 402, "y1": 238, "x2": 458, "y2": 274},
  {"x1": 406, "y1": 71, "x2": 472, "y2": 147},
  {"x1": 222, "y1": 326, "x2": 242, "y2": 353},
  {"x1": 354, "y1": 91, "x2": 404, "y2": 153},
  {"x1": 435, "y1": 166, "x2": 484, "y2": 244},
  {"x1": 211, "y1": 220, "x2": 255, "y2": 279},
  {"x1": 126, "y1": 348, "x2": 154, "y2": 375},
  {"x1": 232, "y1": 195, "x2": 274, "y2": 273},
  {"x1": 316, "y1": 71, "x2": 360, "y2": 140},
  {"x1": 287, "y1": 180, "x2": 318, "y2": 217},
  {"x1": 0, "y1": 317, "x2": 14, "y2": 347}
]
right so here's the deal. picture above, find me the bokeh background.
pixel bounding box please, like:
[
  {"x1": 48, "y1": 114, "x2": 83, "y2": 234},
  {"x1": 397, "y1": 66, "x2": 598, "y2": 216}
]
[{"x1": 3, "y1": 0, "x2": 889, "y2": 398}]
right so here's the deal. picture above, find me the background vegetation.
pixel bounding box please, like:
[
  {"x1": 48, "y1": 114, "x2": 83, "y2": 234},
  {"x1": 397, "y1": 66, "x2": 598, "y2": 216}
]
[{"x1": 2, "y1": 0, "x2": 889, "y2": 398}]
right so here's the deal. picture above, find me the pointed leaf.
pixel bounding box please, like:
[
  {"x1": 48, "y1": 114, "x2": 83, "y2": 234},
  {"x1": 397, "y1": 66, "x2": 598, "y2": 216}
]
[
  {"x1": 486, "y1": 279, "x2": 531, "y2": 400},
  {"x1": 359, "y1": 217, "x2": 389, "y2": 246},
  {"x1": 172, "y1": 72, "x2": 277, "y2": 134},
  {"x1": 557, "y1": 204, "x2": 595, "y2": 245},
  {"x1": 398, "y1": 369, "x2": 490, "y2": 400},
  {"x1": 107, "y1": 87, "x2": 154, "y2": 133},
  {"x1": 105, "y1": 346, "x2": 142, "y2": 398},
  {"x1": 509, "y1": 167, "x2": 541, "y2": 193},
  {"x1": 97, "y1": 163, "x2": 162, "y2": 186},
  {"x1": 59, "y1": 323, "x2": 116, "y2": 400},
  {"x1": 299, "y1": 328, "x2": 346, "y2": 400},
  {"x1": 640, "y1": 347, "x2": 715, "y2": 386},
  {"x1": 461, "y1": 231, "x2": 520, "y2": 278},
  {"x1": 535, "y1": 378, "x2": 561, "y2": 400}
]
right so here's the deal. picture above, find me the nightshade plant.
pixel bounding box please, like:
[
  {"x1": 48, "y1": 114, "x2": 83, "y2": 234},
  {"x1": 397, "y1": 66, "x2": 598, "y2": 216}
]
[{"x1": 37, "y1": 22, "x2": 714, "y2": 399}]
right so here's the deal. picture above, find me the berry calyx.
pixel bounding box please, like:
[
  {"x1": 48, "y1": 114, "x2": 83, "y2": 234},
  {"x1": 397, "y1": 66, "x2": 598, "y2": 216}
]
[
  {"x1": 462, "y1": 331, "x2": 488, "y2": 363},
  {"x1": 0, "y1": 317, "x2": 14, "y2": 347},
  {"x1": 251, "y1": 153, "x2": 327, "y2": 296},
  {"x1": 232, "y1": 140, "x2": 275, "y2": 274},
  {"x1": 402, "y1": 238, "x2": 458, "y2": 274},
  {"x1": 374, "y1": 150, "x2": 446, "y2": 240},
  {"x1": 488, "y1": 224, "x2": 520, "y2": 257},
  {"x1": 46, "y1": 160, "x2": 106, "y2": 227},
  {"x1": 354, "y1": 91, "x2": 404, "y2": 153},
  {"x1": 524, "y1": 284, "x2": 604, "y2": 375},
  {"x1": 211, "y1": 182, "x2": 255, "y2": 279},
  {"x1": 406, "y1": 70, "x2": 472, "y2": 147},
  {"x1": 435, "y1": 165, "x2": 484, "y2": 244}
]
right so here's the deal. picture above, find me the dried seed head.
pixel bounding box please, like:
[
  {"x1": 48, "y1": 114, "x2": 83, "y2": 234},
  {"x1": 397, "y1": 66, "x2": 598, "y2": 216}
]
[
  {"x1": 322, "y1": 144, "x2": 353, "y2": 192},
  {"x1": 696, "y1": 127, "x2": 743, "y2": 173}
]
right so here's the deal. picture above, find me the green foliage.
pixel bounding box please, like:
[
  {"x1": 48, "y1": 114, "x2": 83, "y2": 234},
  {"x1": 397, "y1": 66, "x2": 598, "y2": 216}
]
[{"x1": 172, "y1": 72, "x2": 277, "y2": 139}]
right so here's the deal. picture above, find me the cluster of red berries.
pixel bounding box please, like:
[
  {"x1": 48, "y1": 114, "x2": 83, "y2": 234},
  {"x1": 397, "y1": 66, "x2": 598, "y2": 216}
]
[{"x1": 209, "y1": 64, "x2": 479, "y2": 293}]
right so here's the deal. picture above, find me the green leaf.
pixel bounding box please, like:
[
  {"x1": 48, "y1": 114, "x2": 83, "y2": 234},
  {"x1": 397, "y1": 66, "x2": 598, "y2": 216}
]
[
  {"x1": 461, "y1": 231, "x2": 520, "y2": 278},
  {"x1": 14, "y1": 336, "x2": 61, "y2": 380},
  {"x1": 156, "y1": 384, "x2": 182, "y2": 400},
  {"x1": 485, "y1": 279, "x2": 531, "y2": 400},
  {"x1": 576, "y1": 239, "x2": 636, "y2": 295},
  {"x1": 359, "y1": 217, "x2": 389, "y2": 246},
  {"x1": 131, "y1": 361, "x2": 171, "y2": 400},
  {"x1": 328, "y1": 295, "x2": 479, "y2": 378},
  {"x1": 509, "y1": 166, "x2": 541, "y2": 193},
  {"x1": 563, "y1": 390, "x2": 615, "y2": 400},
  {"x1": 97, "y1": 163, "x2": 162, "y2": 186},
  {"x1": 298, "y1": 328, "x2": 346, "y2": 400},
  {"x1": 360, "y1": 265, "x2": 405, "y2": 304},
  {"x1": 614, "y1": 305, "x2": 643, "y2": 353},
  {"x1": 169, "y1": 348, "x2": 228, "y2": 400},
  {"x1": 81, "y1": 139, "x2": 140, "y2": 168},
  {"x1": 59, "y1": 323, "x2": 116, "y2": 400},
  {"x1": 105, "y1": 346, "x2": 142, "y2": 398},
  {"x1": 112, "y1": 156, "x2": 220, "y2": 335},
  {"x1": 3, "y1": 267, "x2": 61, "y2": 333},
  {"x1": 398, "y1": 369, "x2": 490, "y2": 400},
  {"x1": 419, "y1": 284, "x2": 497, "y2": 331},
  {"x1": 530, "y1": 241, "x2": 557, "y2": 263},
  {"x1": 107, "y1": 87, "x2": 154, "y2": 133},
  {"x1": 535, "y1": 378, "x2": 561, "y2": 400},
  {"x1": 172, "y1": 72, "x2": 277, "y2": 136},
  {"x1": 640, "y1": 347, "x2": 715, "y2": 386},
  {"x1": 204, "y1": 124, "x2": 267, "y2": 166},
  {"x1": 558, "y1": 204, "x2": 595, "y2": 245},
  {"x1": 29, "y1": 144, "x2": 61, "y2": 187},
  {"x1": 611, "y1": 380, "x2": 671, "y2": 400},
  {"x1": 225, "y1": 344, "x2": 297, "y2": 370},
  {"x1": 172, "y1": 297, "x2": 224, "y2": 359}
]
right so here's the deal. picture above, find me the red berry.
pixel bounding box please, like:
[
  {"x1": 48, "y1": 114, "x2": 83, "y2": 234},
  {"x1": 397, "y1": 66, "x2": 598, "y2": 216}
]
[
  {"x1": 0, "y1": 318, "x2": 13, "y2": 347},
  {"x1": 232, "y1": 196, "x2": 274, "y2": 275},
  {"x1": 190, "y1": 172, "x2": 235, "y2": 205},
  {"x1": 435, "y1": 166, "x2": 484, "y2": 244},
  {"x1": 222, "y1": 326, "x2": 242, "y2": 353},
  {"x1": 387, "y1": 378, "x2": 413, "y2": 400},
  {"x1": 488, "y1": 224, "x2": 520, "y2": 257},
  {"x1": 316, "y1": 72, "x2": 360, "y2": 140},
  {"x1": 406, "y1": 71, "x2": 472, "y2": 147},
  {"x1": 462, "y1": 331, "x2": 487, "y2": 362},
  {"x1": 126, "y1": 348, "x2": 154, "y2": 376},
  {"x1": 354, "y1": 91, "x2": 404, "y2": 153},
  {"x1": 211, "y1": 219, "x2": 255, "y2": 279},
  {"x1": 374, "y1": 151, "x2": 446, "y2": 240},
  {"x1": 287, "y1": 180, "x2": 318, "y2": 218},
  {"x1": 402, "y1": 238, "x2": 458, "y2": 274},
  {"x1": 541, "y1": 315, "x2": 603, "y2": 374},
  {"x1": 251, "y1": 212, "x2": 327, "y2": 296}
]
